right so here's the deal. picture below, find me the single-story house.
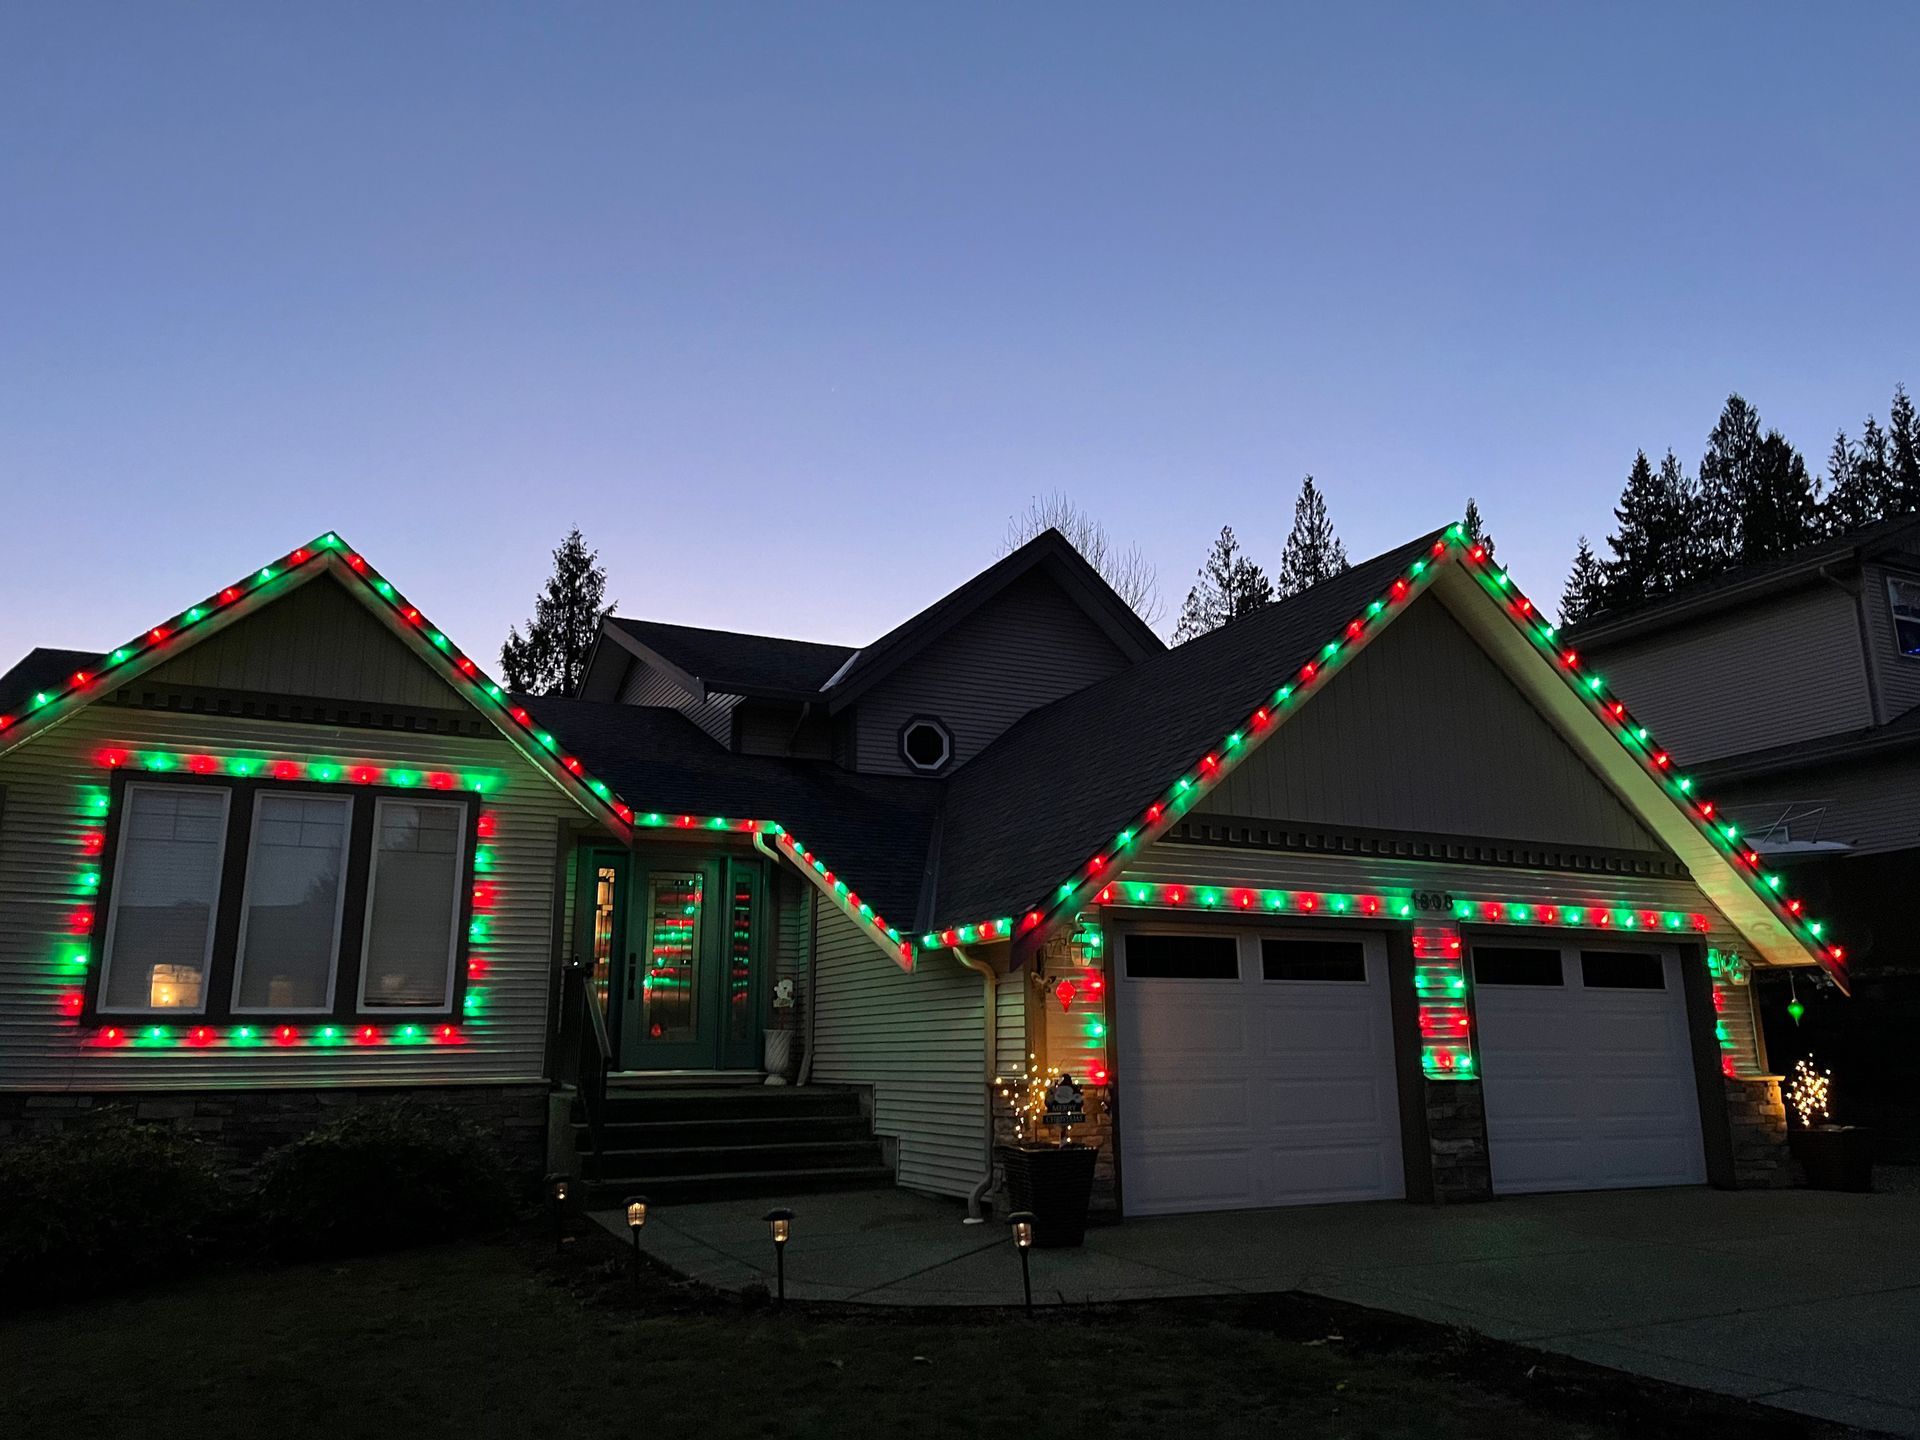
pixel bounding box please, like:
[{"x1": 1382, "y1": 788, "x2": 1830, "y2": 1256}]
[{"x1": 0, "y1": 523, "x2": 1844, "y2": 1213}]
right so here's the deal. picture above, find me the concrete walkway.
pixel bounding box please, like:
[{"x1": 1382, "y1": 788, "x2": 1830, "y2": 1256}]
[{"x1": 600, "y1": 1183, "x2": 1920, "y2": 1436}]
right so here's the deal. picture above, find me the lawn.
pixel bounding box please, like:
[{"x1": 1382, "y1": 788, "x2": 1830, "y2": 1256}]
[{"x1": 0, "y1": 1227, "x2": 1851, "y2": 1440}]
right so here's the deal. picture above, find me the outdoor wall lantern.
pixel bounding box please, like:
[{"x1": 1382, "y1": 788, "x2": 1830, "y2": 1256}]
[
  {"x1": 1008, "y1": 1210, "x2": 1036, "y2": 1314},
  {"x1": 624, "y1": 1195, "x2": 650, "y2": 1290},
  {"x1": 764, "y1": 1207, "x2": 795, "y2": 1304}
]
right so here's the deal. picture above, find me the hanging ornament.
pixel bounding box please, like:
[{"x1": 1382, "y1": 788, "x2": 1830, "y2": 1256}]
[
  {"x1": 1787, "y1": 973, "x2": 1805, "y2": 1026},
  {"x1": 1054, "y1": 978, "x2": 1077, "y2": 1013}
]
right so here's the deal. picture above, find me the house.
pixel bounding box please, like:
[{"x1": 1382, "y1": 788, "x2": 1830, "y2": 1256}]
[
  {"x1": 1574, "y1": 513, "x2": 1920, "y2": 1157},
  {"x1": 0, "y1": 523, "x2": 1844, "y2": 1214}
]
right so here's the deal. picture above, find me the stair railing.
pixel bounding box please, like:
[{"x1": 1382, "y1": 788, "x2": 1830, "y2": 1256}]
[{"x1": 557, "y1": 957, "x2": 612, "y2": 1183}]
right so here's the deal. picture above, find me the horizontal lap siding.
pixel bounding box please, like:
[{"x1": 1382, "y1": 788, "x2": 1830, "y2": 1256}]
[
  {"x1": 995, "y1": 969, "x2": 1028, "y2": 1081},
  {"x1": 854, "y1": 571, "x2": 1133, "y2": 776},
  {"x1": 617, "y1": 659, "x2": 737, "y2": 748},
  {"x1": 1859, "y1": 563, "x2": 1920, "y2": 720},
  {"x1": 0, "y1": 706, "x2": 580, "y2": 1091},
  {"x1": 1590, "y1": 585, "x2": 1870, "y2": 763},
  {"x1": 1715, "y1": 751, "x2": 1920, "y2": 857},
  {"x1": 808, "y1": 905, "x2": 986, "y2": 1196}
]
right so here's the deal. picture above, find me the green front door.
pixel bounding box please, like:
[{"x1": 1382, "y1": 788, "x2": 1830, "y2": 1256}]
[{"x1": 616, "y1": 852, "x2": 765, "y2": 1071}]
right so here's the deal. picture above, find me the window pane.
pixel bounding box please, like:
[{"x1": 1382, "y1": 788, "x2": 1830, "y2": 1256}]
[
  {"x1": 233, "y1": 794, "x2": 351, "y2": 1011},
  {"x1": 360, "y1": 800, "x2": 466, "y2": 1009},
  {"x1": 1123, "y1": 933, "x2": 1238, "y2": 979},
  {"x1": 727, "y1": 868, "x2": 756, "y2": 1044},
  {"x1": 100, "y1": 785, "x2": 230, "y2": 1012},
  {"x1": 1580, "y1": 950, "x2": 1666, "y2": 990},
  {"x1": 1261, "y1": 938, "x2": 1367, "y2": 982},
  {"x1": 1889, "y1": 579, "x2": 1920, "y2": 655},
  {"x1": 1473, "y1": 946, "x2": 1564, "y2": 986},
  {"x1": 643, "y1": 872, "x2": 703, "y2": 1042}
]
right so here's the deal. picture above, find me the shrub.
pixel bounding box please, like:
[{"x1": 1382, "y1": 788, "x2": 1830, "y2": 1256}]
[
  {"x1": 0, "y1": 1112, "x2": 226, "y2": 1305},
  {"x1": 252, "y1": 1099, "x2": 513, "y2": 1257}
]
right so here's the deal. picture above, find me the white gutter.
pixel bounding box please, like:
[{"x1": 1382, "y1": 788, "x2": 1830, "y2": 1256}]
[{"x1": 950, "y1": 945, "x2": 996, "y2": 1223}]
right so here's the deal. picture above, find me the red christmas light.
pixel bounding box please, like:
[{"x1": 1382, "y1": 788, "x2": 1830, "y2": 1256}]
[
  {"x1": 276, "y1": 1025, "x2": 298, "y2": 1045},
  {"x1": 58, "y1": 992, "x2": 84, "y2": 1017},
  {"x1": 187, "y1": 1026, "x2": 214, "y2": 1047},
  {"x1": 272, "y1": 760, "x2": 300, "y2": 780}
]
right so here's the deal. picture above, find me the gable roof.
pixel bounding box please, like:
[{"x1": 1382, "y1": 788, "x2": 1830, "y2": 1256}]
[
  {"x1": 820, "y1": 528, "x2": 1166, "y2": 709},
  {"x1": 601, "y1": 618, "x2": 855, "y2": 700},
  {"x1": 0, "y1": 647, "x2": 104, "y2": 718},
  {"x1": 0, "y1": 534, "x2": 638, "y2": 843},
  {"x1": 1571, "y1": 511, "x2": 1920, "y2": 647}
]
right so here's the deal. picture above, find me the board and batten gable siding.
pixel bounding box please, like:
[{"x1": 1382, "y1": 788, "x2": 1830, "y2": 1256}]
[
  {"x1": 616, "y1": 657, "x2": 738, "y2": 748},
  {"x1": 1125, "y1": 840, "x2": 1769, "y2": 1074},
  {"x1": 807, "y1": 903, "x2": 987, "y2": 1196},
  {"x1": 1197, "y1": 596, "x2": 1661, "y2": 853},
  {"x1": 1858, "y1": 562, "x2": 1920, "y2": 723},
  {"x1": 1586, "y1": 583, "x2": 1871, "y2": 763},
  {"x1": 133, "y1": 571, "x2": 467, "y2": 712},
  {"x1": 0, "y1": 703, "x2": 584, "y2": 1091},
  {"x1": 852, "y1": 570, "x2": 1136, "y2": 777}
]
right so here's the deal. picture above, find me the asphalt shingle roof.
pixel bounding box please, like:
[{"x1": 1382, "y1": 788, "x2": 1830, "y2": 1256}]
[
  {"x1": 605, "y1": 617, "x2": 855, "y2": 698},
  {"x1": 0, "y1": 647, "x2": 103, "y2": 718}
]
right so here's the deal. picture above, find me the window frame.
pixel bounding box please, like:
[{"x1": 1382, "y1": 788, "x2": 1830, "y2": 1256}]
[
  {"x1": 897, "y1": 715, "x2": 954, "y2": 774},
  {"x1": 230, "y1": 789, "x2": 358, "y2": 1016},
  {"x1": 1889, "y1": 579, "x2": 1920, "y2": 664},
  {"x1": 83, "y1": 769, "x2": 481, "y2": 1026},
  {"x1": 95, "y1": 779, "x2": 234, "y2": 1017},
  {"x1": 355, "y1": 795, "x2": 472, "y2": 1015},
  {"x1": 1122, "y1": 931, "x2": 1242, "y2": 981}
]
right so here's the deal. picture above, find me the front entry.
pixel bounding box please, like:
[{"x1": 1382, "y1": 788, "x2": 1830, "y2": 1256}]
[{"x1": 576, "y1": 846, "x2": 766, "y2": 1071}]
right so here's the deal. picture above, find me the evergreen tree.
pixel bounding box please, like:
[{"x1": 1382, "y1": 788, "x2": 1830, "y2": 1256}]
[
  {"x1": 1696, "y1": 393, "x2": 1763, "y2": 573},
  {"x1": 1463, "y1": 497, "x2": 1495, "y2": 556},
  {"x1": 1174, "y1": 526, "x2": 1274, "y2": 642},
  {"x1": 1820, "y1": 429, "x2": 1866, "y2": 534},
  {"x1": 1826, "y1": 414, "x2": 1900, "y2": 537},
  {"x1": 500, "y1": 528, "x2": 614, "y2": 696},
  {"x1": 1604, "y1": 449, "x2": 1696, "y2": 606},
  {"x1": 1739, "y1": 430, "x2": 1821, "y2": 562},
  {"x1": 1274, "y1": 476, "x2": 1351, "y2": 598},
  {"x1": 1890, "y1": 384, "x2": 1920, "y2": 511},
  {"x1": 1560, "y1": 536, "x2": 1608, "y2": 628}
]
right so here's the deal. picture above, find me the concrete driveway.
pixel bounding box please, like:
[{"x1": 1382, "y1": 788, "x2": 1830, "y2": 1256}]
[{"x1": 607, "y1": 1183, "x2": 1920, "y2": 1436}]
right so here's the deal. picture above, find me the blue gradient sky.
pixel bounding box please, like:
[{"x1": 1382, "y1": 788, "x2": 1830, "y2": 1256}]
[{"x1": 3, "y1": 3, "x2": 1915, "y2": 666}]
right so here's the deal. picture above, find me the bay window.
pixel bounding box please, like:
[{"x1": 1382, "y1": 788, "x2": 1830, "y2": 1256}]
[{"x1": 88, "y1": 773, "x2": 478, "y2": 1024}]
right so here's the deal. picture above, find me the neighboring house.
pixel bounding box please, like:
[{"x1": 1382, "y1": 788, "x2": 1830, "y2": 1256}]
[
  {"x1": 1574, "y1": 513, "x2": 1920, "y2": 1155},
  {"x1": 0, "y1": 524, "x2": 1844, "y2": 1215}
]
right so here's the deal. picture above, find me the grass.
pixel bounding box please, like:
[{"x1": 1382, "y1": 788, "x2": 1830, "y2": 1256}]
[{"x1": 0, "y1": 1225, "x2": 1853, "y2": 1440}]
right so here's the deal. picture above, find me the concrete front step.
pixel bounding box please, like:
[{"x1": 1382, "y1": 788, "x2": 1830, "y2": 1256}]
[
  {"x1": 595, "y1": 1087, "x2": 863, "y2": 1126},
  {"x1": 580, "y1": 1114, "x2": 875, "y2": 1148},
  {"x1": 591, "y1": 1139, "x2": 884, "y2": 1179},
  {"x1": 584, "y1": 1165, "x2": 895, "y2": 1204}
]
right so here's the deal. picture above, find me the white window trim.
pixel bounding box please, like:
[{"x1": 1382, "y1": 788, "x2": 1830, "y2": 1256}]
[
  {"x1": 229, "y1": 790, "x2": 355, "y2": 1016},
  {"x1": 355, "y1": 796, "x2": 470, "y2": 1013},
  {"x1": 97, "y1": 781, "x2": 232, "y2": 1017},
  {"x1": 1887, "y1": 575, "x2": 1920, "y2": 660}
]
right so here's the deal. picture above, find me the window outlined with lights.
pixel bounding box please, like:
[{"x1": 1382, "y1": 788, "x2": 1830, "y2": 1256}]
[{"x1": 81, "y1": 766, "x2": 483, "y2": 1030}]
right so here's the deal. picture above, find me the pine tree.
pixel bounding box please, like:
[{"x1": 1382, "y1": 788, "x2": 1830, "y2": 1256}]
[
  {"x1": 1820, "y1": 429, "x2": 1865, "y2": 534},
  {"x1": 1463, "y1": 497, "x2": 1495, "y2": 557},
  {"x1": 1274, "y1": 476, "x2": 1350, "y2": 598},
  {"x1": 500, "y1": 528, "x2": 614, "y2": 696},
  {"x1": 1739, "y1": 430, "x2": 1821, "y2": 562},
  {"x1": 1889, "y1": 384, "x2": 1920, "y2": 512},
  {"x1": 1560, "y1": 536, "x2": 1608, "y2": 628},
  {"x1": 1174, "y1": 526, "x2": 1274, "y2": 642},
  {"x1": 1605, "y1": 449, "x2": 1696, "y2": 607},
  {"x1": 1827, "y1": 414, "x2": 1899, "y2": 536},
  {"x1": 1696, "y1": 393, "x2": 1763, "y2": 574}
]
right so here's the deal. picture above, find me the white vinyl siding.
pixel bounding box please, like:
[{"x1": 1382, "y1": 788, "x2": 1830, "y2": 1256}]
[
  {"x1": 0, "y1": 703, "x2": 579, "y2": 1090},
  {"x1": 853, "y1": 571, "x2": 1133, "y2": 776},
  {"x1": 1715, "y1": 750, "x2": 1920, "y2": 858},
  {"x1": 808, "y1": 904, "x2": 987, "y2": 1197}
]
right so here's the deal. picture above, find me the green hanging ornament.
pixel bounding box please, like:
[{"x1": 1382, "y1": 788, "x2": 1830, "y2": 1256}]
[{"x1": 1788, "y1": 974, "x2": 1805, "y2": 1026}]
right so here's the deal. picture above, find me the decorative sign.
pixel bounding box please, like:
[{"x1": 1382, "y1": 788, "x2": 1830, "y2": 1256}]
[{"x1": 1043, "y1": 1074, "x2": 1086, "y2": 1128}]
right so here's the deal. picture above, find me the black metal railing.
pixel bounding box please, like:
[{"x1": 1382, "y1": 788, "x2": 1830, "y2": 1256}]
[{"x1": 557, "y1": 958, "x2": 611, "y2": 1183}]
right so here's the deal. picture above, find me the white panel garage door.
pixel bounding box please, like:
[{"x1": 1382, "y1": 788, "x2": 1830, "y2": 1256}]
[
  {"x1": 1115, "y1": 928, "x2": 1405, "y2": 1216},
  {"x1": 1472, "y1": 943, "x2": 1706, "y2": 1195}
]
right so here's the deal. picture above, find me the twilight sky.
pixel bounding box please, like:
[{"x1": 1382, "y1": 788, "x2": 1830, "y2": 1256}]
[{"x1": 2, "y1": 3, "x2": 1916, "y2": 666}]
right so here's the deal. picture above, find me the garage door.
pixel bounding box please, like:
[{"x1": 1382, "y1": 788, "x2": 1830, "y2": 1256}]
[
  {"x1": 1115, "y1": 928, "x2": 1405, "y2": 1216},
  {"x1": 1472, "y1": 943, "x2": 1706, "y2": 1195}
]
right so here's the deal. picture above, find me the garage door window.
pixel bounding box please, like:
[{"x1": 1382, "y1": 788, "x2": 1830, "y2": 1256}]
[
  {"x1": 1579, "y1": 950, "x2": 1665, "y2": 989},
  {"x1": 1473, "y1": 946, "x2": 1563, "y2": 986},
  {"x1": 1261, "y1": 938, "x2": 1366, "y2": 982},
  {"x1": 1123, "y1": 933, "x2": 1238, "y2": 979}
]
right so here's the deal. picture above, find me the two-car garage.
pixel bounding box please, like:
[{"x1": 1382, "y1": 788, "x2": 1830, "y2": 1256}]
[{"x1": 1112, "y1": 925, "x2": 1710, "y2": 1216}]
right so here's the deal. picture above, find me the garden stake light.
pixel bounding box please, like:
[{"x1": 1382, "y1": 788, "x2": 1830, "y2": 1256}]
[
  {"x1": 764, "y1": 1207, "x2": 794, "y2": 1304},
  {"x1": 1008, "y1": 1210, "x2": 1036, "y2": 1313},
  {"x1": 546, "y1": 1174, "x2": 570, "y2": 1253},
  {"x1": 624, "y1": 1195, "x2": 649, "y2": 1289}
]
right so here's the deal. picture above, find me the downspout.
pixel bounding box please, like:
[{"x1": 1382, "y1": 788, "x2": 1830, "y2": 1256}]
[
  {"x1": 753, "y1": 828, "x2": 821, "y2": 1085},
  {"x1": 950, "y1": 945, "x2": 997, "y2": 1223}
]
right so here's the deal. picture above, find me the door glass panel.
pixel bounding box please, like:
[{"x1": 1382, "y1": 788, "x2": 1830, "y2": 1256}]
[
  {"x1": 591, "y1": 864, "x2": 619, "y2": 1012},
  {"x1": 727, "y1": 868, "x2": 756, "y2": 1044},
  {"x1": 643, "y1": 872, "x2": 703, "y2": 1042}
]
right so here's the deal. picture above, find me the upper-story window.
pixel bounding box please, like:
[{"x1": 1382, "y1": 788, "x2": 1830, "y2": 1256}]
[
  {"x1": 899, "y1": 717, "x2": 954, "y2": 773},
  {"x1": 1888, "y1": 578, "x2": 1920, "y2": 657}
]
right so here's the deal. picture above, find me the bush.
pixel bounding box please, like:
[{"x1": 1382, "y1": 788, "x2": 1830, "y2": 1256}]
[
  {"x1": 252, "y1": 1099, "x2": 513, "y2": 1257},
  {"x1": 0, "y1": 1112, "x2": 226, "y2": 1305}
]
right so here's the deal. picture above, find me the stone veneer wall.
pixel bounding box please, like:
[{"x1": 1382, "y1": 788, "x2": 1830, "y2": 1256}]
[
  {"x1": 0, "y1": 1085, "x2": 550, "y2": 1178},
  {"x1": 1425, "y1": 1078, "x2": 1494, "y2": 1202},
  {"x1": 1724, "y1": 1075, "x2": 1798, "y2": 1188}
]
